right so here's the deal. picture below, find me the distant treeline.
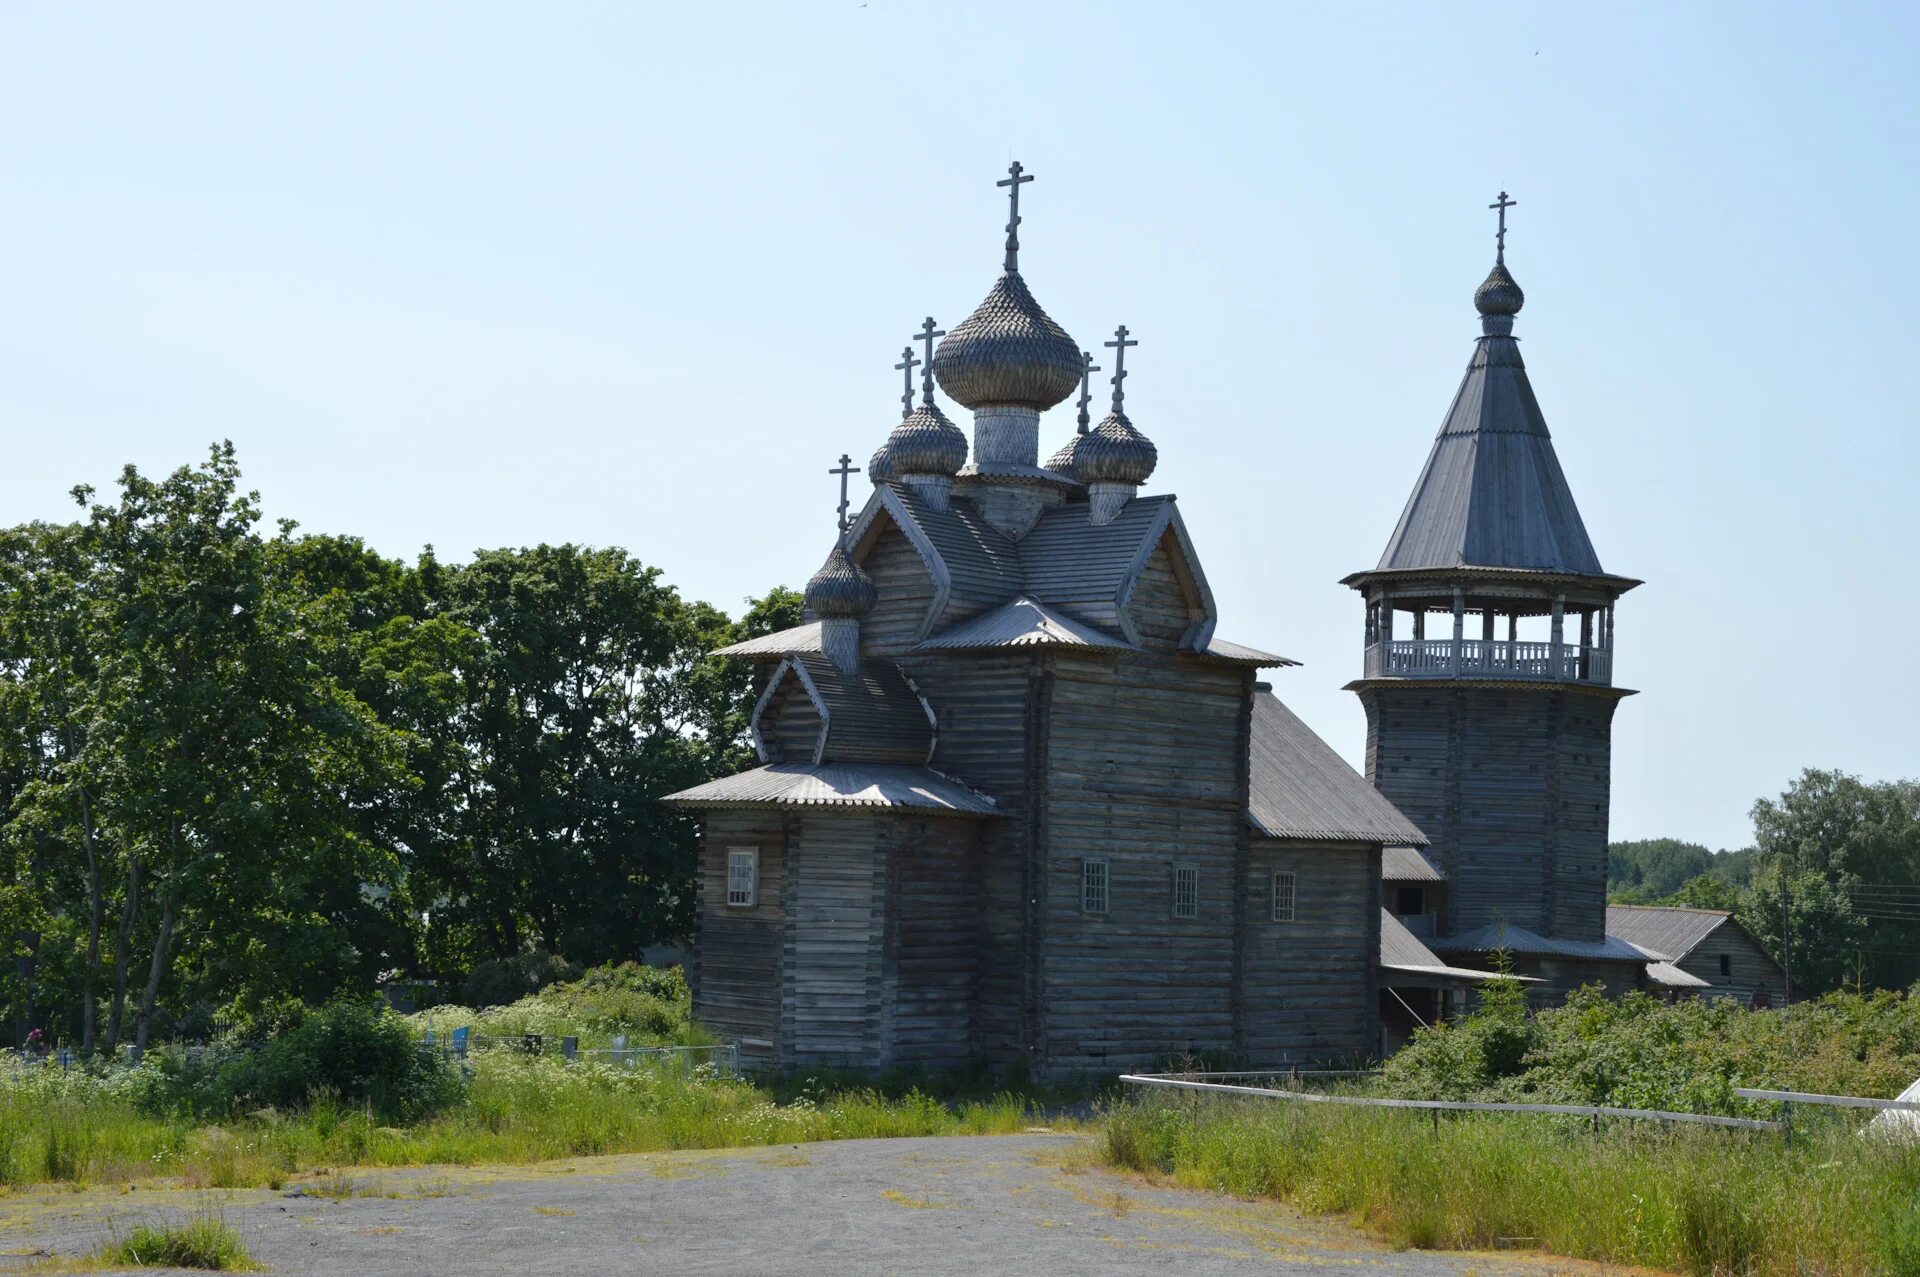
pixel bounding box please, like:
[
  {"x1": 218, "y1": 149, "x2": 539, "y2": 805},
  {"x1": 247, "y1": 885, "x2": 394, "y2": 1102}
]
[
  {"x1": 1609, "y1": 770, "x2": 1920, "y2": 995},
  {"x1": 0, "y1": 444, "x2": 800, "y2": 1052}
]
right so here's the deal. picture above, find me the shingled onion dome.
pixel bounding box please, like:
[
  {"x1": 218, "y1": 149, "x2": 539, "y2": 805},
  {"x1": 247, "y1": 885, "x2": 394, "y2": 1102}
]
[
  {"x1": 805, "y1": 540, "x2": 876, "y2": 673},
  {"x1": 1076, "y1": 326, "x2": 1156, "y2": 524},
  {"x1": 932, "y1": 163, "x2": 1082, "y2": 474},
  {"x1": 1044, "y1": 349, "x2": 1101, "y2": 480},
  {"x1": 1043, "y1": 433, "x2": 1082, "y2": 474},
  {"x1": 883, "y1": 401, "x2": 968, "y2": 508},
  {"x1": 867, "y1": 441, "x2": 897, "y2": 485},
  {"x1": 1474, "y1": 259, "x2": 1525, "y2": 334}
]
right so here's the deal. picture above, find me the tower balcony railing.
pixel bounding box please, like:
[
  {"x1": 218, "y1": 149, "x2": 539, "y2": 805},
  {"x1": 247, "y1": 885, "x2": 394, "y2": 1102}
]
[{"x1": 1364, "y1": 638, "x2": 1613, "y2": 686}]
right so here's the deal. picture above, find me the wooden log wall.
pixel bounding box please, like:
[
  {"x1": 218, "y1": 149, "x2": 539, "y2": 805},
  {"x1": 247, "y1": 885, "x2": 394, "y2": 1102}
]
[
  {"x1": 1679, "y1": 927, "x2": 1786, "y2": 1006},
  {"x1": 1240, "y1": 839, "x2": 1382, "y2": 1066},
  {"x1": 1036, "y1": 653, "x2": 1249, "y2": 1073},
  {"x1": 1360, "y1": 684, "x2": 1619, "y2": 945},
  {"x1": 782, "y1": 813, "x2": 888, "y2": 1069},
  {"x1": 883, "y1": 816, "x2": 982, "y2": 1068},
  {"x1": 689, "y1": 810, "x2": 787, "y2": 1065}
]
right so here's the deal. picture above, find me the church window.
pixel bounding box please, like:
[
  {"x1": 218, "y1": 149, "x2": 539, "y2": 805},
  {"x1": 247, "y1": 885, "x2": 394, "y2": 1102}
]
[
  {"x1": 1719, "y1": 953, "x2": 1732, "y2": 979},
  {"x1": 726, "y1": 848, "x2": 759, "y2": 908},
  {"x1": 1171, "y1": 863, "x2": 1199, "y2": 919},
  {"x1": 1082, "y1": 858, "x2": 1110, "y2": 915},
  {"x1": 1271, "y1": 870, "x2": 1296, "y2": 922}
]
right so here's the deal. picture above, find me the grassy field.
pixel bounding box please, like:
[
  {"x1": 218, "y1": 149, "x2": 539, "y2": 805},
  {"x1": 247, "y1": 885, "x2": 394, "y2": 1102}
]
[
  {"x1": 1102, "y1": 1094, "x2": 1920, "y2": 1276},
  {"x1": 0, "y1": 1052, "x2": 1042, "y2": 1190}
]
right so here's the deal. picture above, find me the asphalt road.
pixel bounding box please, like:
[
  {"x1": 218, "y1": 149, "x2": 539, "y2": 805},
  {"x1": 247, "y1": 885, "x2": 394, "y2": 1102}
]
[{"x1": 1, "y1": 1134, "x2": 1635, "y2": 1275}]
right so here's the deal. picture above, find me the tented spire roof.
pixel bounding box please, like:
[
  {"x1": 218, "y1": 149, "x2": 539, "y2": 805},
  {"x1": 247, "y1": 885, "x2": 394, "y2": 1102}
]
[{"x1": 1374, "y1": 260, "x2": 1604, "y2": 577}]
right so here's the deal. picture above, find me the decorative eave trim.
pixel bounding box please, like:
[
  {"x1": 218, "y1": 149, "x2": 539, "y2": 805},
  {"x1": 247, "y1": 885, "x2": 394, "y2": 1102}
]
[
  {"x1": 1110, "y1": 499, "x2": 1216, "y2": 649},
  {"x1": 1341, "y1": 565, "x2": 1643, "y2": 595},
  {"x1": 900, "y1": 668, "x2": 939, "y2": 766},
  {"x1": 1345, "y1": 676, "x2": 1638, "y2": 700}
]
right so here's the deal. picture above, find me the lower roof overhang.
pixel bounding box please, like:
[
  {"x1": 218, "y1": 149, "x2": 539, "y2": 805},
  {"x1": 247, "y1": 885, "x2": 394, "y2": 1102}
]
[
  {"x1": 665, "y1": 763, "x2": 1001, "y2": 818},
  {"x1": 1381, "y1": 962, "x2": 1542, "y2": 989},
  {"x1": 1345, "y1": 677, "x2": 1637, "y2": 700},
  {"x1": 1340, "y1": 566, "x2": 1643, "y2": 595}
]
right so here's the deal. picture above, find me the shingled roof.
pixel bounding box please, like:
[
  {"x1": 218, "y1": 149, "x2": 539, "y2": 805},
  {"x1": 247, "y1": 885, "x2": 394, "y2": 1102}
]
[
  {"x1": 666, "y1": 763, "x2": 997, "y2": 816},
  {"x1": 1605, "y1": 905, "x2": 1736, "y2": 962},
  {"x1": 1375, "y1": 307, "x2": 1604, "y2": 577},
  {"x1": 1381, "y1": 910, "x2": 1536, "y2": 985},
  {"x1": 1247, "y1": 693, "x2": 1427, "y2": 844}
]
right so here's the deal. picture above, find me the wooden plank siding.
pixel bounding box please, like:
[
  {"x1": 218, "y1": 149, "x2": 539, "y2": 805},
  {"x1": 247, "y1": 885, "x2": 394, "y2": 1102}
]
[
  {"x1": 1037, "y1": 654, "x2": 1249, "y2": 1072},
  {"x1": 1360, "y1": 685, "x2": 1619, "y2": 942},
  {"x1": 690, "y1": 811, "x2": 788, "y2": 1065},
  {"x1": 1241, "y1": 840, "x2": 1382, "y2": 1065},
  {"x1": 883, "y1": 817, "x2": 982, "y2": 1068},
  {"x1": 782, "y1": 814, "x2": 888, "y2": 1069},
  {"x1": 858, "y1": 522, "x2": 939, "y2": 654},
  {"x1": 758, "y1": 673, "x2": 822, "y2": 763},
  {"x1": 1676, "y1": 928, "x2": 1786, "y2": 1006},
  {"x1": 1124, "y1": 537, "x2": 1198, "y2": 649}
]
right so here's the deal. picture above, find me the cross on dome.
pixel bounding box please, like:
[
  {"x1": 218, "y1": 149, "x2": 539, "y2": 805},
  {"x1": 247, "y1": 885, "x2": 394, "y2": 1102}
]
[
  {"x1": 829, "y1": 453, "x2": 860, "y2": 544},
  {"x1": 1490, "y1": 191, "x2": 1517, "y2": 263},
  {"x1": 1075, "y1": 350, "x2": 1102, "y2": 431},
  {"x1": 894, "y1": 346, "x2": 919, "y2": 419},
  {"x1": 1104, "y1": 325, "x2": 1138, "y2": 413},
  {"x1": 914, "y1": 317, "x2": 945, "y2": 405},
  {"x1": 998, "y1": 161, "x2": 1034, "y2": 273}
]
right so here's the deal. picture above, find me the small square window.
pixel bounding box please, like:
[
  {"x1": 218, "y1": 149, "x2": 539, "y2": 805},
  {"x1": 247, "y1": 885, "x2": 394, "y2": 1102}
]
[
  {"x1": 1271, "y1": 870, "x2": 1296, "y2": 923},
  {"x1": 1395, "y1": 885, "x2": 1424, "y2": 916},
  {"x1": 726, "y1": 848, "x2": 759, "y2": 908},
  {"x1": 1082, "y1": 858, "x2": 1110, "y2": 915},
  {"x1": 1172, "y1": 863, "x2": 1198, "y2": 919}
]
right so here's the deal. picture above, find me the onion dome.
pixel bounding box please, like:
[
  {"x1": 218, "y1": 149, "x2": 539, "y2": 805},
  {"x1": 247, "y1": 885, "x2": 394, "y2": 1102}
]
[
  {"x1": 1474, "y1": 259, "x2": 1525, "y2": 317},
  {"x1": 804, "y1": 542, "x2": 876, "y2": 619},
  {"x1": 1074, "y1": 411, "x2": 1157, "y2": 486},
  {"x1": 1043, "y1": 433, "x2": 1082, "y2": 473},
  {"x1": 883, "y1": 402, "x2": 968, "y2": 476},
  {"x1": 867, "y1": 442, "x2": 897, "y2": 485},
  {"x1": 933, "y1": 273, "x2": 1083, "y2": 411}
]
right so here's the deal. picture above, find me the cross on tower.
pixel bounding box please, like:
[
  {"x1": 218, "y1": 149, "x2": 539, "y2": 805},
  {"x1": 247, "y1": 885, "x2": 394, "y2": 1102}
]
[
  {"x1": 829, "y1": 453, "x2": 861, "y2": 545},
  {"x1": 1075, "y1": 350, "x2": 1102, "y2": 431},
  {"x1": 1489, "y1": 191, "x2": 1517, "y2": 262},
  {"x1": 914, "y1": 317, "x2": 945, "y2": 404},
  {"x1": 998, "y1": 161, "x2": 1034, "y2": 272},
  {"x1": 894, "y1": 346, "x2": 919, "y2": 419},
  {"x1": 1104, "y1": 325, "x2": 1138, "y2": 413}
]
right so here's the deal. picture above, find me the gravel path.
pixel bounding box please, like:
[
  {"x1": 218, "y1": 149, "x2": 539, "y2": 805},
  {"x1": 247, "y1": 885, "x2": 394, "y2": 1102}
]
[{"x1": 1, "y1": 1134, "x2": 1634, "y2": 1275}]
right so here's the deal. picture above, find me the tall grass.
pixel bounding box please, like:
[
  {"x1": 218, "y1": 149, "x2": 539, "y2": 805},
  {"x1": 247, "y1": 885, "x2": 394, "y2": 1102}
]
[
  {"x1": 1102, "y1": 1093, "x2": 1920, "y2": 1276},
  {"x1": 0, "y1": 1053, "x2": 1041, "y2": 1190},
  {"x1": 99, "y1": 1202, "x2": 259, "y2": 1271}
]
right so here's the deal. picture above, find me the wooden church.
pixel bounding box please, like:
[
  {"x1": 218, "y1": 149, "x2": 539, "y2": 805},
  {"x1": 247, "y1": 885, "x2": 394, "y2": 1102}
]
[
  {"x1": 668, "y1": 163, "x2": 1426, "y2": 1075},
  {"x1": 669, "y1": 169, "x2": 1726, "y2": 1073}
]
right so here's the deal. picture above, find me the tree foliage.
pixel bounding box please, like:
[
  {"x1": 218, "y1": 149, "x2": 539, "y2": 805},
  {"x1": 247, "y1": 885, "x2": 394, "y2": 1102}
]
[{"x1": 0, "y1": 446, "x2": 785, "y2": 1048}]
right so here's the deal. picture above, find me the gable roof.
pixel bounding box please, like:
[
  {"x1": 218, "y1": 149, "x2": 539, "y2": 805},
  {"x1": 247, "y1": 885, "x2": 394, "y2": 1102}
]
[
  {"x1": 1646, "y1": 961, "x2": 1712, "y2": 989},
  {"x1": 919, "y1": 596, "x2": 1137, "y2": 652},
  {"x1": 665, "y1": 763, "x2": 997, "y2": 816},
  {"x1": 1377, "y1": 328, "x2": 1605, "y2": 577},
  {"x1": 750, "y1": 655, "x2": 934, "y2": 766},
  {"x1": 1247, "y1": 692, "x2": 1428, "y2": 844},
  {"x1": 1604, "y1": 905, "x2": 1735, "y2": 962}
]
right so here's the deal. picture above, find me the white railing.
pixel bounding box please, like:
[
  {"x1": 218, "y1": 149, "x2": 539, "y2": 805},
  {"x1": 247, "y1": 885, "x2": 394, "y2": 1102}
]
[{"x1": 1365, "y1": 639, "x2": 1612, "y2": 685}]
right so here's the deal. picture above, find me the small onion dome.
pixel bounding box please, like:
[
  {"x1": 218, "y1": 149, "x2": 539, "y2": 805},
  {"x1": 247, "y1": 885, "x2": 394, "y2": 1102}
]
[
  {"x1": 1043, "y1": 434, "x2": 1081, "y2": 474},
  {"x1": 932, "y1": 273, "x2": 1082, "y2": 411},
  {"x1": 882, "y1": 402, "x2": 968, "y2": 476},
  {"x1": 1474, "y1": 260, "x2": 1525, "y2": 317},
  {"x1": 804, "y1": 542, "x2": 877, "y2": 619},
  {"x1": 867, "y1": 440, "x2": 898, "y2": 485},
  {"x1": 1073, "y1": 411, "x2": 1158, "y2": 486}
]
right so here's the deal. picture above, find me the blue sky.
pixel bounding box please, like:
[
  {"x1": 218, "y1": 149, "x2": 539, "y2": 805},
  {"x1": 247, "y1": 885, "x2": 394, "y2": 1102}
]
[{"x1": 2, "y1": 3, "x2": 1915, "y2": 850}]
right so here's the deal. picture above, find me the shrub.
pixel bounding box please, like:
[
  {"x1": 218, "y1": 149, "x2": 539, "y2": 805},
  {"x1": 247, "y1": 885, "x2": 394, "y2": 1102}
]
[
  {"x1": 461, "y1": 951, "x2": 582, "y2": 1008},
  {"x1": 214, "y1": 997, "x2": 458, "y2": 1122},
  {"x1": 101, "y1": 1204, "x2": 257, "y2": 1270}
]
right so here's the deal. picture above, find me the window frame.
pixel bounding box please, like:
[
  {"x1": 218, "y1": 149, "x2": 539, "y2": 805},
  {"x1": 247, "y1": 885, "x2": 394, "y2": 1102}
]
[
  {"x1": 1271, "y1": 869, "x2": 1296, "y2": 923},
  {"x1": 726, "y1": 846, "x2": 759, "y2": 909},
  {"x1": 1081, "y1": 857, "x2": 1110, "y2": 916},
  {"x1": 1171, "y1": 861, "x2": 1199, "y2": 920},
  {"x1": 1718, "y1": 952, "x2": 1732, "y2": 979}
]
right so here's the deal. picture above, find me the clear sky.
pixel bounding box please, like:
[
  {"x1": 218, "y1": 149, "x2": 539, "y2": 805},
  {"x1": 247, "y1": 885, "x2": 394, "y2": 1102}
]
[{"x1": 3, "y1": 3, "x2": 1915, "y2": 851}]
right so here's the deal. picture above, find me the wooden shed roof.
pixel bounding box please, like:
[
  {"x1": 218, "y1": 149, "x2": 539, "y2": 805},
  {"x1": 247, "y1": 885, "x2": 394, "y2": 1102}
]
[
  {"x1": 1373, "y1": 322, "x2": 1606, "y2": 579},
  {"x1": 1435, "y1": 921, "x2": 1651, "y2": 963},
  {"x1": 712, "y1": 619, "x2": 825, "y2": 659},
  {"x1": 1247, "y1": 692, "x2": 1428, "y2": 845},
  {"x1": 1382, "y1": 845, "x2": 1445, "y2": 881},
  {"x1": 1603, "y1": 905, "x2": 1733, "y2": 962},
  {"x1": 664, "y1": 762, "x2": 997, "y2": 816},
  {"x1": 1646, "y1": 960, "x2": 1712, "y2": 989},
  {"x1": 1380, "y1": 911, "x2": 1535, "y2": 985}
]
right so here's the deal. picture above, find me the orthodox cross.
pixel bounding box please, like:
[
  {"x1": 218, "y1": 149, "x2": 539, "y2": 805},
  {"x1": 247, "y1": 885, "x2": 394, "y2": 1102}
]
[
  {"x1": 894, "y1": 346, "x2": 919, "y2": 419},
  {"x1": 1489, "y1": 191, "x2": 1517, "y2": 263},
  {"x1": 1074, "y1": 350, "x2": 1102, "y2": 431},
  {"x1": 914, "y1": 317, "x2": 945, "y2": 404},
  {"x1": 998, "y1": 160, "x2": 1034, "y2": 272},
  {"x1": 1104, "y1": 325, "x2": 1138, "y2": 412},
  {"x1": 829, "y1": 453, "x2": 860, "y2": 545}
]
